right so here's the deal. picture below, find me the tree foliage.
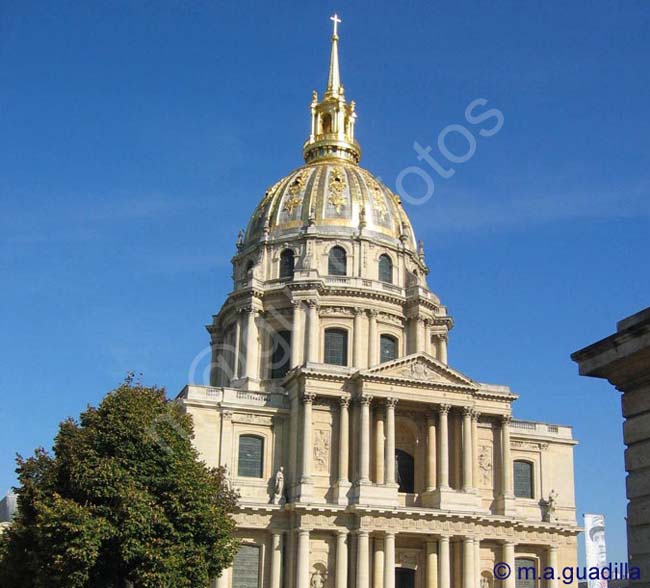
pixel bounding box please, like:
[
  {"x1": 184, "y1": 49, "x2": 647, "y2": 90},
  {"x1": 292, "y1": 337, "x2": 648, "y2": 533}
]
[{"x1": 0, "y1": 378, "x2": 239, "y2": 588}]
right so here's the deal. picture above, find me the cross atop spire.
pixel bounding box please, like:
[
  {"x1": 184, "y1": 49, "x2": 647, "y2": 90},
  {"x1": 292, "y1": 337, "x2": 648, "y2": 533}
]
[
  {"x1": 330, "y1": 13, "x2": 341, "y2": 38},
  {"x1": 326, "y1": 13, "x2": 342, "y2": 96}
]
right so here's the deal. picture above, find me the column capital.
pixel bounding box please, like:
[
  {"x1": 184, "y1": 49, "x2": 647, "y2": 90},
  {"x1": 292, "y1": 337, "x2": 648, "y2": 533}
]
[
  {"x1": 384, "y1": 530, "x2": 396, "y2": 538},
  {"x1": 359, "y1": 394, "x2": 373, "y2": 406},
  {"x1": 357, "y1": 529, "x2": 370, "y2": 537},
  {"x1": 439, "y1": 403, "x2": 451, "y2": 415},
  {"x1": 386, "y1": 397, "x2": 398, "y2": 409},
  {"x1": 472, "y1": 410, "x2": 481, "y2": 421},
  {"x1": 353, "y1": 307, "x2": 365, "y2": 316},
  {"x1": 462, "y1": 406, "x2": 473, "y2": 417},
  {"x1": 501, "y1": 414, "x2": 513, "y2": 425},
  {"x1": 339, "y1": 396, "x2": 350, "y2": 408},
  {"x1": 306, "y1": 299, "x2": 320, "y2": 310},
  {"x1": 367, "y1": 309, "x2": 379, "y2": 318},
  {"x1": 337, "y1": 529, "x2": 349, "y2": 537},
  {"x1": 303, "y1": 392, "x2": 316, "y2": 404}
]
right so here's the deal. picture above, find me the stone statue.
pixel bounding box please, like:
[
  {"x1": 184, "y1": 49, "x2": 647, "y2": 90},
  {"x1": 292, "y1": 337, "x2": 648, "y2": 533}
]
[
  {"x1": 236, "y1": 229, "x2": 244, "y2": 250},
  {"x1": 480, "y1": 576, "x2": 490, "y2": 588},
  {"x1": 271, "y1": 466, "x2": 285, "y2": 504},
  {"x1": 543, "y1": 489, "x2": 558, "y2": 522},
  {"x1": 310, "y1": 569, "x2": 325, "y2": 588}
]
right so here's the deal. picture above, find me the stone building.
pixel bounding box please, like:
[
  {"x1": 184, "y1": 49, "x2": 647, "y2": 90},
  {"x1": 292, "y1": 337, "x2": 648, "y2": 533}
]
[
  {"x1": 572, "y1": 307, "x2": 650, "y2": 588},
  {"x1": 177, "y1": 17, "x2": 580, "y2": 588}
]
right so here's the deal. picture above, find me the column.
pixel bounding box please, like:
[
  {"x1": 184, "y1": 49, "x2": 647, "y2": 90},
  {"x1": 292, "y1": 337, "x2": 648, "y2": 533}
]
[
  {"x1": 547, "y1": 546, "x2": 559, "y2": 588},
  {"x1": 357, "y1": 531, "x2": 370, "y2": 588},
  {"x1": 373, "y1": 538, "x2": 385, "y2": 588},
  {"x1": 415, "y1": 317, "x2": 424, "y2": 352},
  {"x1": 502, "y1": 542, "x2": 516, "y2": 588},
  {"x1": 215, "y1": 570, "x2": 230, "y2": 588},
  {"x1": 383, "y1": 532, "x2": 395, "y2": 588},
  {"x1": 301, "y1": 393, "x2": 315, "y2": 484},
  {"x1": 426, "y1": 414, "x2": 437, "y2": 491},
  {"x1": 233, "y1": 312, "x2": 242, "y2": 379},
  {"x1": 245, "y1": 308, "x2": 259, "y2": 380},
  {"x1": 375, "y1": 410, "x2": 385, "y2": 484},
  {"x1": 367, "y1": 310, "x2": 378, "y2": 366},
  {"x1": 462, "y1": 407, "x2": 473, "y2": 492},
  {"x1": 336, "y1": 531, "x2": 348, "y2": 588},
  {"x1": 296, "y1": 530, "x2": 310, "y2": 588},
  {"x1": 472, "y1": 411, "x2": 480, "y2": 492},
  {"x1": 438, "y1": 536, "x2": 450, "y2": 588},
  {"x1": 338, "y1": 398, "x2": 350, "y2": 483},
  {"x1": 385, "y1": 398, "x2": 397, "y2": 486},
  {"x1": 474, "y1": 539, "x2": 481, "y2": 588},
  {"x1": 270, "y1": 531, "x2": 283, "y2": 588},
  {"x1": 306, "y1": 300, "x2": 319, "y2": 363},
  {"x1": 426, "y1": 541, "x2": 438, "y2": 588},
  {"x1": 289, "y1": 394, "x2": 300, "y2": 490},
  {"x1": 359, "y1": 396, "x2": 372, "y2": 484},
  {"x1": 353, "y1": 308, "x2": 365, "y2": 368},
  {"x1": 424, "y1": 320, "x2": 433, "y2": 356},
  {"x1": 291, "y1": 301, "x2": 304, "y2": 368},
  {"x1": 441, "y1": 335, "x2": 448, "y2": 364},
  {"x1": 437, "y1": 405, "x2": 450, "y2": 490},
  {"x1": 462, "y1": 537, "x2": 474, "y2": 588},
  {"x1": 501, "y1": 416, "x2": 513, "y2": 498}
]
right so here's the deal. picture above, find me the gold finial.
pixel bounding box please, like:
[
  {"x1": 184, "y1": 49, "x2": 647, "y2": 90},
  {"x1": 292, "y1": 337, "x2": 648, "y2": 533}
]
[
  {"x1": 302, "y1": 14, "x2": 361, "y2": 165},
  {"x1": 326, "y1": 14, "x2": 342, "y2": 96}
]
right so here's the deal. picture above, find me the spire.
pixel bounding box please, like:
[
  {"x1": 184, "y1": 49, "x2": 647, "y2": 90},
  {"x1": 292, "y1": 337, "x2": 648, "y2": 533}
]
[
  {"x1": 326, "y1": 14, "x2": 342, "y2": 97},
  {"x1": 302, "y1": 14, "x2": 361, "y2": 165}
]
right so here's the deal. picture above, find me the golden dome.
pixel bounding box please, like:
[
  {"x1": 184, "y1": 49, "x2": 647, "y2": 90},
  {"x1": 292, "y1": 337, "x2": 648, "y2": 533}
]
[
  {"x1": 242, "y1": 15, "x2": 418, "y2": 254},
  {"x1": 244, "y1": 161, "x2": 417, "y2": 252}
]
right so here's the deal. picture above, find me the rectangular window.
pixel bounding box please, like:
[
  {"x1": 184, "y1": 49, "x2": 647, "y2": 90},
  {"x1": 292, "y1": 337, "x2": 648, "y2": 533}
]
[
  {"x1": 238, "y1": 435, "x2": 264, "y2": 478},
  {"x1": 513, "y1": 460, "x2": 533, "y2": 498},
  {"x1": 232, "y1": 544, "x2": 261, "y2": 588},
  {"x1": 270, "y1": 330, "x2": 291, "y2": 378},
  {"x1": 324, "y1": 329, "x2": 348, "y2": 366}
]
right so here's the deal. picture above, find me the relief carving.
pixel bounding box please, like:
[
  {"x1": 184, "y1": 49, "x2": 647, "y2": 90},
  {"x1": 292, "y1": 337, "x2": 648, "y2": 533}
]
[
  {"x1": 313, "y1": 429, "x2": 331, "y2": 473},
  {"x1": 478, "y1": 444, "x2": 493, "y2": 488}
]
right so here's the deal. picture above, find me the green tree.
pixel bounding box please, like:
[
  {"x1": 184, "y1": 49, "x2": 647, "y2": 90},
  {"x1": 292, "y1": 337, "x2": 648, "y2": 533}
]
[{"x1": 0, "y1": 377, "x2": 239, "y2": 588}]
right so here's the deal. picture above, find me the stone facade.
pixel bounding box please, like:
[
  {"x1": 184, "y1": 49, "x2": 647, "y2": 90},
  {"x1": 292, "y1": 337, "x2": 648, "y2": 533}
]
[
  {"x1": 572, "y1": 307, "x2": 650, "y2": 588},
  {"x1": 176, "y1": 17, "x2": 580, "y2": 588}
]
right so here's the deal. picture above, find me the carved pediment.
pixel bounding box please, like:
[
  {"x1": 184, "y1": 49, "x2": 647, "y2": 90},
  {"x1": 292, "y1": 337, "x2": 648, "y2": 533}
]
[{"x1": 359, "y1": 353, "x2": 476, "y2": 388}]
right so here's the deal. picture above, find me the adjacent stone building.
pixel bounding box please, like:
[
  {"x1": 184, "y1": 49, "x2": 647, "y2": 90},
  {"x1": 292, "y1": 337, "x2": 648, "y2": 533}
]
[
  {"x1": 178, "y1": 17, "x2": 580, "y2": 588},
  {"x1": 572, "y1": 307, "x2": 650, "y2": 588}
]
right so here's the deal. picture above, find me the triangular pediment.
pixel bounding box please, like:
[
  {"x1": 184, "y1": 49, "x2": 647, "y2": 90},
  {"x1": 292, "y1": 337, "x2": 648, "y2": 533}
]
[{"x1": 358, "y1": 353, "x2": 476, "y2": 388}]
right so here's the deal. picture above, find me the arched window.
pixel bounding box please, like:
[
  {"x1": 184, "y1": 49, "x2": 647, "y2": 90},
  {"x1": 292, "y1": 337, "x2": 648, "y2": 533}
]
[
  {"x1": 233, "y1": 544, "x2": 261, "y2": 588},
  {"x1": 270, "y1": 330, "x2": 291, "y2": 379},
  {"x1": 380, "y1": 334, "x2": 398, "y2": 363},
  {"x1": 395, "y1": 449, "x2": 415, "y2": 493},
  {"x1": 322, "y1": 113, "x2": 332, "y2": 134},
  {"x1": 378, "y1": 254, "x2": 393, "y2": 284},
  {"x1": 238, "y1": 435, "x2": 264, "y2": 478},
  {"x1": 515, "y1": 558, "x2": 537, "y2": 588},
  {"x1": 245, "y1": 260, "x2": 254, "y2": 273},
  {"x1": 513, "y1": 460, "x2": 534, "y2": 498},
  {"x1": 279, "y1": 249, "x2": 295, "y2": 279},
  {"x1": 328, "y1": 246, "x2": 347, "y2": 276},
  {"x1": 324, "y1": 328, "x2": 348, "y2": 366}
]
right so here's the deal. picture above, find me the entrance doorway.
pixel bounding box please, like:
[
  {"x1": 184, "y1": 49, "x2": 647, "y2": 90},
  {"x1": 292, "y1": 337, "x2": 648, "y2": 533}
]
[{"x1": 395, "y1": 568, "x2": 416, "y2": 588}]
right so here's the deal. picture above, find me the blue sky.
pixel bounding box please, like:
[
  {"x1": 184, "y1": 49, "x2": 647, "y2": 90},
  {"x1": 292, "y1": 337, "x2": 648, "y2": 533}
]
[{"x1": 1, "y1": 0, "x2": 649, "y2": 566}]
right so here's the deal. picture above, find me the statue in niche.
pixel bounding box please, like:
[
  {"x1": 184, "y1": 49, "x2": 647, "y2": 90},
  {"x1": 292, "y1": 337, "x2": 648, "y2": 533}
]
[
  {"x1": 310, "y1": 566, "x2": 327, "y2": 588},
  {"x1": 271, "y1": 466, "x2": 285, "y2": 504}
]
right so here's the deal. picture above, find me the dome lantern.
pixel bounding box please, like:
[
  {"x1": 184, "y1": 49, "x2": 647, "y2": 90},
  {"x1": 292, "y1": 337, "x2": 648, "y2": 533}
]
[{"x1": 303, "y1": 14, "x2": 361, "y2": 165}]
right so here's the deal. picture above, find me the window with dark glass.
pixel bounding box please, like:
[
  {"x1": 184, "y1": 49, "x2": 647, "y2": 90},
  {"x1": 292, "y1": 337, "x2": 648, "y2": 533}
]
[
  {"x1": 513, "y1": 460, "x2": 534, "y2": 498},
  {"x1": 395, "y1": 449, "x2": 415, "y2": 493},
  {"x1": 279, "y1": 249, "x2": 295, "y2": 279},
  {"x1": 324, "y1": 328, "x2": 348, "y2": 366},
  {"x1": 238, "y1": 435, "x2": 264, "y2": 478},
  {"x1": 328, "y1": 246, "x2": 347, "y2": 276},
  {"x1": 233, "y1": 544, "x2": 261, "y2": 588},
  {"x1": 270, "y1": 330, "x2": 291, "y2": 379},
  {"x1": 515, "y1": 558, "x2": 537, "y2": 588},
  {"x1": 378, "y1": 254, "x2": 393, "y2": 284},
  {"x1": 380, "y1": 334, "x2": 398, "y2": 363}
]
